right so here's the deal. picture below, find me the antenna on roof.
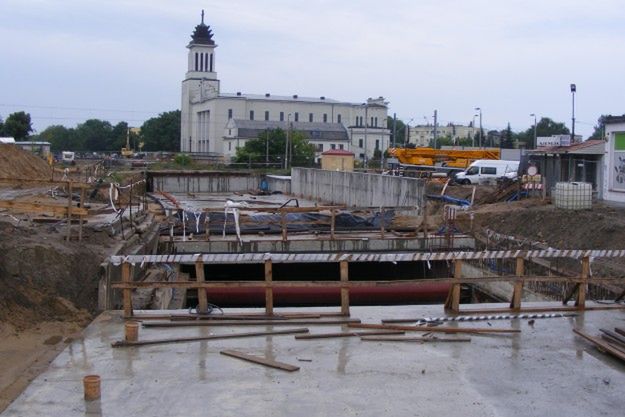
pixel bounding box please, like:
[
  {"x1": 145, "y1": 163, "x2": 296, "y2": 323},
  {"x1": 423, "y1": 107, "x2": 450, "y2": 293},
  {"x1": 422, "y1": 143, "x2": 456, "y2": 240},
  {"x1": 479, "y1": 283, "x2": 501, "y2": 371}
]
[{"x1": 201, "y1": 9, "x2": 205, "y2": 24}]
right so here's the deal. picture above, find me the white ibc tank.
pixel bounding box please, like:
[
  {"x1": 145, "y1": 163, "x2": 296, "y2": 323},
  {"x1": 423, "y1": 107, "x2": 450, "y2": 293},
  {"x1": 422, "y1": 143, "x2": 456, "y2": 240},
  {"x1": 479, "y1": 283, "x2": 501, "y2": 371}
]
[{"x1": 553, "y1": 182, "x2": 592, "y2": 210}]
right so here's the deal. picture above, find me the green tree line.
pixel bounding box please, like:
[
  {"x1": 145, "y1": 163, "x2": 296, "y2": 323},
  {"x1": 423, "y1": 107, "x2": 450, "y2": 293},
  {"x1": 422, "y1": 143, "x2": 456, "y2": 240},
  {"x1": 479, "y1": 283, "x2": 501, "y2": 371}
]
[{"x1": 0, "y1": 110, "x2": 181, "y2": 152}]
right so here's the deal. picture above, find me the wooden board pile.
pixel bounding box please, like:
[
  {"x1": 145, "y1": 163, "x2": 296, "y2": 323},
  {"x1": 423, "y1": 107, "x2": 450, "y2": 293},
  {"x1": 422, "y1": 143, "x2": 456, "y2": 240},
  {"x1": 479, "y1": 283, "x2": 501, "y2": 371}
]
[{"x1": 574, "y1": 327, "x2": 625, "y2": 363}]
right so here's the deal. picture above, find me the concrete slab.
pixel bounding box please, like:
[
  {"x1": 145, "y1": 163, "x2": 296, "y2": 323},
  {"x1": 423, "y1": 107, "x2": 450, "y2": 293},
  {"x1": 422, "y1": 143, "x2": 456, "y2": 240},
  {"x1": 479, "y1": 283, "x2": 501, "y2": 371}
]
[{"x1": 3, "y1": 304, "x2": 624, "y2": 417}]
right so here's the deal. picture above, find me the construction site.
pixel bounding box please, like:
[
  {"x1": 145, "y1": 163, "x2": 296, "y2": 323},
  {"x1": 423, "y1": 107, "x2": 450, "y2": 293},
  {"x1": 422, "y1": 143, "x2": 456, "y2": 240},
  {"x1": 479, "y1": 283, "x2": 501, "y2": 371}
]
[{"x1": 0, "y1": 143, "x2": 624, "y2": 416}]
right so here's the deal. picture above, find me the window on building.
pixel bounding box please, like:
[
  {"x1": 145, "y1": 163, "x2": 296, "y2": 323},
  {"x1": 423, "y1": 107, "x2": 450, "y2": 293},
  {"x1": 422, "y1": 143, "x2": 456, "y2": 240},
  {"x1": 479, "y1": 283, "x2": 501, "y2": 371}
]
[
  {"x1": 280, "y1": 112, "x2": 284, "y2": 121},
  {"x1": 200, "y1": 53, "x2": 204, "y2": 71},
  {"x1": 370, "y1": 117, "x2": 374, "y2": 127},
  {"x1": 309, "y1": 113, "x2": 313, "y2": 122},
  {"x1": 316, "y1": 144, "x2": 323, "y2": 152},
  {"x1": 375, "y1": 140, "x2": 380, "y2": 150},
  {"x1": 204, "y1": 53, "x2": 208, "y2": 72},
  {"x1": 337, "y1": 114, "x2": 342, "y2": 123},
  {"x1": 359, "y1": 153, "x2": 365, "y2": 160},
  {"x1": 228, "y1": 109, "x2": 233, "y2": 119},
  {"x1": 359, "y1": 139, "x2": 363, "y2": 148},
  {"x1": 209, "y1": 53, "x2": 213, "y2": 72},
  {"x1": 195, "y1": 53, "x2": 199, "y2": 71},
  {"x1": 339, "y1": 144, "x2": 344, "y2": 150},
  {"x1": 228, "y1": 129, "x2": 232, "y2": 136},
  {"x1": 265, "y1": 111, "x2": 269, "y2": 121},
  {"x1": 331, "y1": 144, "x2": 336, "y2": 150},
  {"x1": 323, "y1": 113, "x2": 327, "y2": 123},
  {"x1": 294, "y1": 112, "x2": 299, "y2": 122},
  {"x1": 250, "y1": 110, "x2": 254, "y2": 120},
  {"x1": 228, "y1": 142, "x2": 231, "y2": 151},
  {"x1": 374, "y1": 117, "x2": 378, "y2": 127}
]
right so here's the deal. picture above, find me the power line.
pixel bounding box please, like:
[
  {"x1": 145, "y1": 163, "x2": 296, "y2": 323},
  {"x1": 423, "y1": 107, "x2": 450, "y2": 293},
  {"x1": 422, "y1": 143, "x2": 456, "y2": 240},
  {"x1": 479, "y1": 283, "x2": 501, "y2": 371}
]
[{"x1": 0, "y1": 103, "x2": 163, "y2": 114}]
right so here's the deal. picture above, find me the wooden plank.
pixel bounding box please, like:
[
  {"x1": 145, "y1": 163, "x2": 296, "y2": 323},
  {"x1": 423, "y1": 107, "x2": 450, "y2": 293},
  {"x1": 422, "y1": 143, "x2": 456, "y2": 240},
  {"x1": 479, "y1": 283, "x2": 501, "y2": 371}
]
[
  {"x1": 459, "y1": 305, "x2": 625, "y2": 314},
  {"x1": 142, "y1": 318, "x2": 361, "y2": 327},
  {"x1": 220, "y1": 350, "x2": 299, "y2": 372},
  {"x1": 360, "y1": 336, "x2": 471, "y2": 343},
  {"x1": 121, "y1": 262, "x2": 133, "y2": 318},
  {"x1": 78, "y1": 187, "x2": 85, "y2": 241},
  {"x1": 112, "y1": 327, "x2": 310, "y2": 348},
  {"x1": 599, "y1": 328, "x2": 625, "y2": 347},
  {"x1": 510, "y1": 256, "x2": 524, "y2": 310},
  {"x1": 575, "y1": 256, "x2": 589, "y2": 308},
  {"x1": 340, "y1": 261, "x2": 349, "y2": 316},
  {"x1": 295, "y1": 330, "x2": 405, "y2": 340},
  {"x1": 615, "y1": 328, "x2": 625, "y2": 337},
  {"x1": 348, "y1": 323, "x2": 520, "y2": 334},
  {"x1": 265, "y1": 260, "x2": 273, "y2": 316},
  {"x1": 444, "y1": 259, "x2": 462, "y2": 313},
  {"x1": 600, "y1": 335, "x2": 625, "y2": 354},
  {"x1": 573, "y1": 328, "x2": 625, "y2": 362},
  {"x1": 66, "y1": 181, "x2": 72, "y2": 241},
  {"x1": 195, "y1": 260, "x2": 208, "y2": 313}
]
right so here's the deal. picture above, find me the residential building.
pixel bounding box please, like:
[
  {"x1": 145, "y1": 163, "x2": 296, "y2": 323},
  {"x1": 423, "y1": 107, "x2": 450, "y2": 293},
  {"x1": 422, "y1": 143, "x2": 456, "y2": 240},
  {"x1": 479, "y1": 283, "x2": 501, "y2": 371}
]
[
  {"x1": 408, "y1": 123, "x2": 479, "y2": 147},
  {"x1": 180, "y1": 13, "x2": 390, "y2": 163}
]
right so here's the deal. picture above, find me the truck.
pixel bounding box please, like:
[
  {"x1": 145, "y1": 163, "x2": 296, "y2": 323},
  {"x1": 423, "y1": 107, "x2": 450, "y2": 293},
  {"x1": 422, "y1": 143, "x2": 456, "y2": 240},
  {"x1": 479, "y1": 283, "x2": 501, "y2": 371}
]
[
  {"x1": 454, "y1": 159, "x2": 520, "y2": 185},
  {"x1": 61, "y1": 151, "x2": 75, "y2": 164}
]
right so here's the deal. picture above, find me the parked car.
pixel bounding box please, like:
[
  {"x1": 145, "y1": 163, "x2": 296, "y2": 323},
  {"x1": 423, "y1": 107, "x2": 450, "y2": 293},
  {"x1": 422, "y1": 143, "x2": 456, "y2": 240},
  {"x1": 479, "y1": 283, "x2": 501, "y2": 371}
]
[{"x1": 454, "y1": 160, "x2": 519, "y2": 185}]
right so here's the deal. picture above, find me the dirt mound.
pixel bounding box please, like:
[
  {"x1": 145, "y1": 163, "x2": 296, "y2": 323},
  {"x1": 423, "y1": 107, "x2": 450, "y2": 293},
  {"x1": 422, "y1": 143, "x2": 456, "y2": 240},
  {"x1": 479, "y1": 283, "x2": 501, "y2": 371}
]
[
  {"x1": 0, "y1": 220, "x2": 107, "y2": 329},
  {"x1": 0, "y1": 144, "x2": 52, "y2": 180},
  {"x1": 464, "y1": 202, "x2": 625, "y2": 250}
]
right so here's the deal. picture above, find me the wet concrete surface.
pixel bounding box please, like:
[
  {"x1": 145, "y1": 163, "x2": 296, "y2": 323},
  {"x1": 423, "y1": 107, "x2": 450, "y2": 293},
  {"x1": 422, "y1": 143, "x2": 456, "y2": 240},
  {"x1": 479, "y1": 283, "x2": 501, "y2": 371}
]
[{"x1": 2, "y1": 304, "x2": 624, "y2": 417}]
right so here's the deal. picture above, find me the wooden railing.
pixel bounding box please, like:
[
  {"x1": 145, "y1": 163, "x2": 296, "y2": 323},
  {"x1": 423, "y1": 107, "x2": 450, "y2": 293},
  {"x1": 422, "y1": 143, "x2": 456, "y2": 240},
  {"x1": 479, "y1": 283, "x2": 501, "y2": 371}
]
[{"x1": 111, "y1": 249, "x2": 625, "y2": 318}]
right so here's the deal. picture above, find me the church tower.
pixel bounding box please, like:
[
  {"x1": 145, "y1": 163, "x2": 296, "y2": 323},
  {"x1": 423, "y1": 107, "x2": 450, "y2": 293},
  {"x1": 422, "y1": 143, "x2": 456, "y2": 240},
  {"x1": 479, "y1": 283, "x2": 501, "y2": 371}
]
[{"x1": 181, "y1": 11, "x2": 219, "y2": 152}]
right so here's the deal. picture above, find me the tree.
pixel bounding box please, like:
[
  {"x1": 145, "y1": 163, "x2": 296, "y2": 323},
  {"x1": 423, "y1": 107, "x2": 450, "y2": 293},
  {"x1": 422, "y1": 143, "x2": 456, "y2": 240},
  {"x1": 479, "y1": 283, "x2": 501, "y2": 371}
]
[
  {"x1": 502, "y1": 123, "x2": 514, "y2": 149},
  {"x1": 589, "y1": 115, "x2": 609, "y2": 139},
  {"x1": 74, "y1": 119, "x2": 113, "y2": 151},
  {"x1": 3, "y1": 111, "x2": 33, "y2": 140},
  {"x1": 140, "y1": 110, "x2": 181, "y2": 151},
  {"x1": 387, "y1": 116, "x2": 407, "y2": 147},
  {"x1": 234, "y1": 128, "x2": 315, "y2": 167},
  {"x1": 37, "y1": 125, "x2": 78, "y2": 151}
]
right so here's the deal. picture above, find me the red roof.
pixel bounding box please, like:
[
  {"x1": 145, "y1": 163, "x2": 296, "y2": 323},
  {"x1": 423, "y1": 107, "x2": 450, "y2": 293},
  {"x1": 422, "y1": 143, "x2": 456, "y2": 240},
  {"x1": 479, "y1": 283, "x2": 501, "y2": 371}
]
[{"x1": 321, "y1": 149, "x2": 354, "y2": 156}]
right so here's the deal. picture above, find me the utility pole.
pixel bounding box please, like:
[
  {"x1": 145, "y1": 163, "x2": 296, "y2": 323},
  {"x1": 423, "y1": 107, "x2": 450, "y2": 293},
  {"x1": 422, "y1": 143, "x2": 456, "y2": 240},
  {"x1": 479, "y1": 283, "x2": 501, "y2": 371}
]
[
  {"x1": 530, "y1": 113, "x2": 537, "y2": 148},
  {"x1": 392, "y1": 113, "x2": 397, "y2": 148},
  {"x1": 570, "y1": 84, "x2": 576, "y2": 144},
  {"x1": 284, "y1": 114, "x2": 291, "y2": 169},
  {"x1": 475, "y1": 107, "x2": 483, "y2": 148},
  {"x1": 265, "y1": 130, "x2": 269, "y2": 165},
  {"x1": 433, "y1": 110, "x2": 438, "y2": 149}
]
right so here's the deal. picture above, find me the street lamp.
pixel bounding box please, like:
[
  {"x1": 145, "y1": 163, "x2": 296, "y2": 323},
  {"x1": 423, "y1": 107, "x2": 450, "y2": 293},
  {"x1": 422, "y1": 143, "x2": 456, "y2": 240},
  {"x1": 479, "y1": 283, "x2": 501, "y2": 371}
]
[
  {"x1": 529, "y1": 113, "x2": 537, "y2": 149},
  {"x1": 475, "y1": 107, "x2": 483, "y2": 148},
  {"x1": 284, "y1": 113, "x2": 291, "y2": 169},
  {"x1": 570, "y1": 84, "x2": 576, "y2": 144},
  {"x1": 471, "y1": 114, "x2": 478, "y2": 147},
  {"x1": 405, "y1": 118, "x2": 414, "y2": 146}
]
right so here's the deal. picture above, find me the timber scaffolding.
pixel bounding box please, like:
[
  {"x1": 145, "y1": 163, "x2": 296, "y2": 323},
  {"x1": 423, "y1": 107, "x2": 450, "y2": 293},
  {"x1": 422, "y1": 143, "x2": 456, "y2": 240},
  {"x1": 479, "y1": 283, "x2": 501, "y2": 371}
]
[
  {"x1": 110, "y1": 249, "x2": 625, "y2": 318},
  {"x1": 0, "y1": 177, "x2": 90, "y2": 241}
]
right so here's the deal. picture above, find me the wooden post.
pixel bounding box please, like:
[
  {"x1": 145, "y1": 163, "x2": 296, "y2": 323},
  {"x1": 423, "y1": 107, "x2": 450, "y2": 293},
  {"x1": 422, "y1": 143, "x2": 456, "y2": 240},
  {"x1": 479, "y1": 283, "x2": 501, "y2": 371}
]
[
  {"x1": 66, "y1": 181, "x2": 73, "y2": 241},
  {"x1": 444, "y1": 260, "x2": 462, "y2": 313},
  {"x1": 340, "y1": 261, "x2": 350, "y2": 316},
  {"x1": 265, "y1": 260, "x2": 273, "y2": 316},
  {"x1": 379, "y1": 207, "x2": 385, "y2": 239},
  {"x1": 122, "y1": 261, "x2": 133, "y2": 318},
  {"x1": 195, "y1": 259, "x2": 208, "y2": 313},
  {"x1": 330, "y1": 209, "x2": 336, "y2": 240},
  {"x1": 575, "y1": 256, "x2": 589, "y2": 309},
  {"x1": 510, "y1": 256, "x2": 524, "y2": 310},
  {"x1": 280, "y1": 209, "x2": 287, "y2": 242},
  {"x1": 78, "y1": 187, "x2": 85, "y2": 242}
]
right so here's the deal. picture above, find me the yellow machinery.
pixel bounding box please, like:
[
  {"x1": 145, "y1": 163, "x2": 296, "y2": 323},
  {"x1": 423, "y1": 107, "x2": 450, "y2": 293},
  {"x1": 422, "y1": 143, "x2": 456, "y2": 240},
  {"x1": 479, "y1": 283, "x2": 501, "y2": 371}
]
[
  {"x1": 121, "y1": 127, "x2": 141, "y2": 158},
  {"x1": 389, "y1": 147, "x2": 500, "y2": 169}
]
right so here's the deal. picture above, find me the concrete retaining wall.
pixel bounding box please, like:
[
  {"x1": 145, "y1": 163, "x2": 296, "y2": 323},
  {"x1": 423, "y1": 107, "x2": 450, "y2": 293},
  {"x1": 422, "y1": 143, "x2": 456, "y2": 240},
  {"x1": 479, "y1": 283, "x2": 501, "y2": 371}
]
[
  {"x1": 265, "y1": 175, "x2": 291, "y2": 194},
  {"x1": 291, "y1": 168, "x2": 425, "y2": 208},
  {"x1": 150, "y1": 172, "x2": 261, "y2": 193}
]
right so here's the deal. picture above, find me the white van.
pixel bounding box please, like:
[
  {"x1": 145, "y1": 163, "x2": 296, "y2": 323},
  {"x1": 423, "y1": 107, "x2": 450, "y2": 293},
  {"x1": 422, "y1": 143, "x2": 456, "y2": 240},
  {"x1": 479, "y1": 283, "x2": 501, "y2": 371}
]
[{"x1": 454, "y1": 160, "x2": 519, "y2": 185}]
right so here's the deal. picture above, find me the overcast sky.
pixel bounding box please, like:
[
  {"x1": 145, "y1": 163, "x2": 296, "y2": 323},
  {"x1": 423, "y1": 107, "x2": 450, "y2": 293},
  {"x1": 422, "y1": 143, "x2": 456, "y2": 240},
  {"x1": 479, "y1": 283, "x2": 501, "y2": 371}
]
[{"x1": 1, "y1": 0, "x2": 624, "y2": 137}]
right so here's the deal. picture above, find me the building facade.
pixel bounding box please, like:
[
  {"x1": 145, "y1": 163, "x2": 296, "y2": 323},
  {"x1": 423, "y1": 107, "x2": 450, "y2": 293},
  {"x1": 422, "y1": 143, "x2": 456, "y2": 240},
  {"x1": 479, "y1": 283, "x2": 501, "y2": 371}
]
[
  {"x1": 602, "y1": 115, "x2": 625, "y2": 203},
  {"x1": 408, "y1": 123, "x2": 478, "y2": 147},
  {"x1": 180, "y1": 14, "x2": 390, "y2": 163}
]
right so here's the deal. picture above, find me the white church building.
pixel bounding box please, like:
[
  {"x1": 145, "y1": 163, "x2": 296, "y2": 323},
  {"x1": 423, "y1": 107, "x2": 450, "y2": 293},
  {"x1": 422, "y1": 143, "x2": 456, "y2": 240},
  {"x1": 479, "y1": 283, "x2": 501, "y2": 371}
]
[{"x1": 180, "y1": 13, "x2": 390, "y2": 163}]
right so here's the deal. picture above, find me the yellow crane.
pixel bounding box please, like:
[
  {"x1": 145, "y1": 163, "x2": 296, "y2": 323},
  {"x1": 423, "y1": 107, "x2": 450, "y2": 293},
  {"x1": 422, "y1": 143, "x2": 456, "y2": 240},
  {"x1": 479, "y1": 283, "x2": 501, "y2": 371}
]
[{"x1": 389, "y1": 147, "x2": 500, "y2": 169}]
